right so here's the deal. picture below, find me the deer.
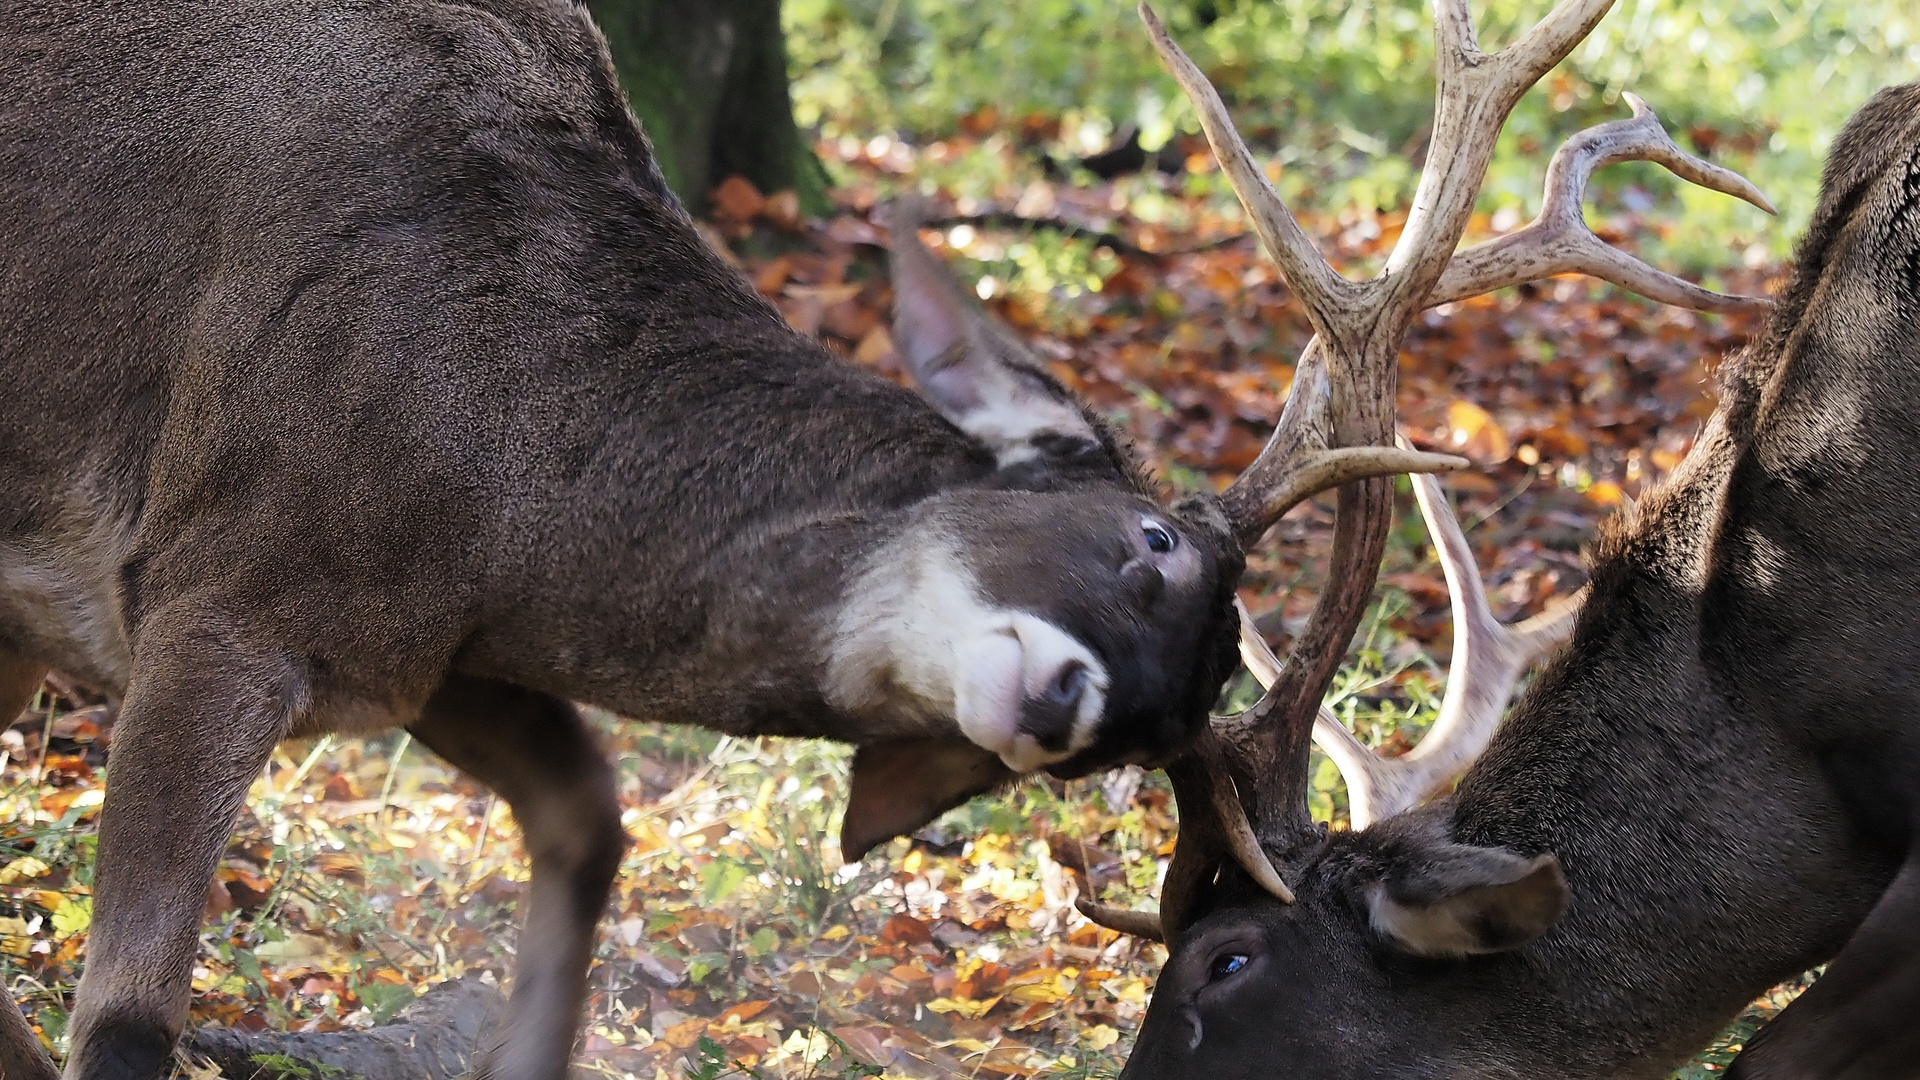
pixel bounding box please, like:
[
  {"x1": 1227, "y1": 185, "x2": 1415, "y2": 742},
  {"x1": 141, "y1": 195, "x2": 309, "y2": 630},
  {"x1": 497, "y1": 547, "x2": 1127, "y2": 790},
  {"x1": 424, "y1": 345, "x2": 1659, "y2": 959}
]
[
  {"x1": 1054, "y1": 4, "x2": 1920, "y2": 1079},
  {"x1": 0, "y1": 0, "x2": 1506, "y2": 1076}
]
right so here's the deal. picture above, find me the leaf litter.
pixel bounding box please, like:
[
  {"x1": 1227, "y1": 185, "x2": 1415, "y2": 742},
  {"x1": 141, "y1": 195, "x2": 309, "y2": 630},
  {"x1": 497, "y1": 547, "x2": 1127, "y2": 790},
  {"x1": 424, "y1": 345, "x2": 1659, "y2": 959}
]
[{"x1": 3, "y1": 127, "x2": 1793, "y2": 1078}]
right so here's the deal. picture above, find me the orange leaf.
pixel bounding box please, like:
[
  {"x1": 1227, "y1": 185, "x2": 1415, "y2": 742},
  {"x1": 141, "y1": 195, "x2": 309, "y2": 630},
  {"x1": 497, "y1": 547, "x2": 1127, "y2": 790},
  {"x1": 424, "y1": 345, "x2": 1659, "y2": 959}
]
[
  {"x1": 880, "y1": 914, "x2": 933, "y2": 945},
  {"x1": 709, "y1": 176, "x2": 765, "y2": 222},
  {"x1": 717, "y1": 1000, "x2": 772, "y2": 1025}
]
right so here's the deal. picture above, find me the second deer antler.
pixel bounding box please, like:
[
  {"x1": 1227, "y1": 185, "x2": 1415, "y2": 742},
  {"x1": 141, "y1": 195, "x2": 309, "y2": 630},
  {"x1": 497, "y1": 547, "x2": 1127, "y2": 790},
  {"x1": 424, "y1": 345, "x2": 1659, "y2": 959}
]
[{"x1": 1078, "y1": 0, "x2": 1773, "y2": 943}]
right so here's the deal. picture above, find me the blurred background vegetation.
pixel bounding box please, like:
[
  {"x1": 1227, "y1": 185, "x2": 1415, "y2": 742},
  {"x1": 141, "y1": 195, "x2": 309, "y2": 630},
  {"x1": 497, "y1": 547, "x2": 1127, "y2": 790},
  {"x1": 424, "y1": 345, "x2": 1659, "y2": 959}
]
[{"x1": 775, "y1": 0, "x2": 1916, "y2": 262}]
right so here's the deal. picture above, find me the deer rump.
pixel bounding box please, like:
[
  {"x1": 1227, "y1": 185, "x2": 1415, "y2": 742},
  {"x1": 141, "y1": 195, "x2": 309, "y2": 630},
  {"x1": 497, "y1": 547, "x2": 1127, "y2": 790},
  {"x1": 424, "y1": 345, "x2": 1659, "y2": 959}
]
[
  {"x1": 1109, "y1": 47, "x2": 1920, "y2": 1080},
  {"x1": 0, "y1": 2, "x2": 1267, "y2": 1078}
]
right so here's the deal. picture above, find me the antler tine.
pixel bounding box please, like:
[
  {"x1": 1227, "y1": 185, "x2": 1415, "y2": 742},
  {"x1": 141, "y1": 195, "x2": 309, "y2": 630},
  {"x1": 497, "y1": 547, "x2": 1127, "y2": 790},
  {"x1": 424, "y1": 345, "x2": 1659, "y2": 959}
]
[
  {"x1": 1138, "y1": 3, "x2": 1361, "y2": 341},
  {"x1": 1236, "y1": 475, "x2": 1584, "y2": 829},
  {"x1": 1387, "y1": 0, "x2": 1616, "y2": 308},
  {"x1": 1432, "y1": 94, "x2": 1775, "y2": 313},
  {"x1": 1075, "y1": 896, "x2": 1165, "y2": 942},
  {"x1": 1220, "y1": 341, "x2": 1469, "y2": 546},
  {"x1": 1369, "y1": 471, "x2": 1582, "y2": 826}
]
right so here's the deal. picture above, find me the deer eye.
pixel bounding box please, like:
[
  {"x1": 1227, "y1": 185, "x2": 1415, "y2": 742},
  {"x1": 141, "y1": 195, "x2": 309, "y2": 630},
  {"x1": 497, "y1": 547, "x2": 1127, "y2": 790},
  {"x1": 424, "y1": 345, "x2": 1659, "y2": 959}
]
[
  {"x1": 1208, "y1": 953, "x2": 1249, "y2": 982},
  {"x1": 1141, "y1": 518, "x2": 1177, "y2": 554}
]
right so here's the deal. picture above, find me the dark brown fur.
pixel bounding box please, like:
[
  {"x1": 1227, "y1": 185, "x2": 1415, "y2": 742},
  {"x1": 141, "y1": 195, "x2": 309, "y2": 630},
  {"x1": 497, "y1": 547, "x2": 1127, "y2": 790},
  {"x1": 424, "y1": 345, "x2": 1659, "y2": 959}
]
[
  {"x1": 1123, "y1": 82, "x2": 1920, "y2": 1080},
  {"x1": 0, "y1": 2, "x2": 1245, "y2": 1077}
]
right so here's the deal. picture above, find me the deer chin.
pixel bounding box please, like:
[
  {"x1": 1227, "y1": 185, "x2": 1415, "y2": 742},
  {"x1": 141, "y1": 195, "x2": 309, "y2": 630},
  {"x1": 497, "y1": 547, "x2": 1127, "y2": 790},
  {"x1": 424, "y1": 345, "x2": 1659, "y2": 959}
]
[{"x1": 953, "y1": 614, "x2": 1109, "y2": 772}]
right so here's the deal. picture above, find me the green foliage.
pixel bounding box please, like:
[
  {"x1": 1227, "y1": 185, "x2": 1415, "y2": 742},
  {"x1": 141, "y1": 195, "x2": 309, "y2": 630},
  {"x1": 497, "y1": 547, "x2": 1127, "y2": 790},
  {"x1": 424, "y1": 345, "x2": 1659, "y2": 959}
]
[
  {"x1": 683, "y1": 1030, "x2": 884, "y2": 1080},
  {"x1": 787, "y1": 0, "x2": 1919, "y2": 259},
  {"x1": 246, "y1": 1053, "x2": 351, "y2": 1080}
]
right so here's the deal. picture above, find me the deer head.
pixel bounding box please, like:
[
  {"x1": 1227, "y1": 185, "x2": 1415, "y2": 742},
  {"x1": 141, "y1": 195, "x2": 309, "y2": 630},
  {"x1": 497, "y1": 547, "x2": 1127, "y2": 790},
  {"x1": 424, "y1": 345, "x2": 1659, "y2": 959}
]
[{"x1": 1065, "y1": 1, "x2": 1777, "y2": 1071}]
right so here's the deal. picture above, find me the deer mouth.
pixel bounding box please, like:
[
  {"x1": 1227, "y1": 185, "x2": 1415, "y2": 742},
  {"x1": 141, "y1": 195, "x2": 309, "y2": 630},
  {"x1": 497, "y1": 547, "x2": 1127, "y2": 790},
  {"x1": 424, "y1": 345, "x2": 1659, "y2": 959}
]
[{"x1": 955, "y1": 615, "x2": 1109, "y2": 771}]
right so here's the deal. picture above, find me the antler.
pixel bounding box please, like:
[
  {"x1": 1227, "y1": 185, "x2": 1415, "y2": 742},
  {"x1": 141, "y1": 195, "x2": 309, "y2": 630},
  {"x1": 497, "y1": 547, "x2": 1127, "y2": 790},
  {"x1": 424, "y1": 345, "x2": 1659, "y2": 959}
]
[
  {"x1": 1239, "y1": 473, "x2": 1583, "y2": 830},
  {"x1": 1429, "y1": 93, "x2": 1776, "y2": 313},
  {"x1": 1076, "y1": 0, "x2": 1772, "y2": 944}
]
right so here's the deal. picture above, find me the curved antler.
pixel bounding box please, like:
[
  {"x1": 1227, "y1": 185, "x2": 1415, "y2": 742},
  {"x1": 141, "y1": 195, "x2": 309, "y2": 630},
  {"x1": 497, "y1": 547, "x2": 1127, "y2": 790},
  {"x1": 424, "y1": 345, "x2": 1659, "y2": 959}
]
[
  {"x1": 1430, "y1": 94, "x2": 1775, "y2": 313},
  {"x1": 1078, "y1": 0, "x2": 1772, "y2": 944},
  {"x1": 1238, "y1": 474, "x2": 1583, "y2": 829}
]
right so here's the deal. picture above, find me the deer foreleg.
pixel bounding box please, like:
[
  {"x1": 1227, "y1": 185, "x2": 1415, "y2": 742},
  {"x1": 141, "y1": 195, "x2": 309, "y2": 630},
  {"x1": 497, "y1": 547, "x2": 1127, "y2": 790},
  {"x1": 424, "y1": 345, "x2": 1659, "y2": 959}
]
[
  {"x1": 63, "y1": 625, "x2": 298, "y2": 1080},
  {"x1": 407, "y1": 678, "x2": 627, "y2": 1080}
]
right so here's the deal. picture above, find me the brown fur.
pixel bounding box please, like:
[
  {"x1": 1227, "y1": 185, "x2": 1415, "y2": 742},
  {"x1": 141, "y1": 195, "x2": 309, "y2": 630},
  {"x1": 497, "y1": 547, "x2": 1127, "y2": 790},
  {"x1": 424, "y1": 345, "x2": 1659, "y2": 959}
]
[{"x1": 0, "y1": 2, "x2": 1245, "y2": 1077}]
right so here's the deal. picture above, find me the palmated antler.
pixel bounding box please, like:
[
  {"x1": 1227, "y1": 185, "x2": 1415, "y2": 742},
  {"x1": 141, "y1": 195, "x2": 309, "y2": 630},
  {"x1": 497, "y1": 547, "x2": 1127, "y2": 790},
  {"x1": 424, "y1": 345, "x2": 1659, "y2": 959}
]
[{"x1": 1077, "y1": 0, "x2": 1772, "y2": 945}]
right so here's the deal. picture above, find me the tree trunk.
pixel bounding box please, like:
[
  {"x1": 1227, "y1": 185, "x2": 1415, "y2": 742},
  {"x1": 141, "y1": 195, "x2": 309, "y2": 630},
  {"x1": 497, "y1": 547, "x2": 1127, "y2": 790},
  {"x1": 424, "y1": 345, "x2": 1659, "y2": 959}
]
[{"x1": 587, "y1": 0, "x2": 827, "y2": 213}]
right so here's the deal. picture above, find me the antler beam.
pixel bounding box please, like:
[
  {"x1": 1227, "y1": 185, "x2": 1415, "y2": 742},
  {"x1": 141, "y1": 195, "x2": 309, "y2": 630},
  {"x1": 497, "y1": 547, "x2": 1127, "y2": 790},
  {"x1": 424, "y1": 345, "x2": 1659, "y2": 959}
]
[{"x1": 1238, "y1": 473, "x2": 1582, "y2": 829}]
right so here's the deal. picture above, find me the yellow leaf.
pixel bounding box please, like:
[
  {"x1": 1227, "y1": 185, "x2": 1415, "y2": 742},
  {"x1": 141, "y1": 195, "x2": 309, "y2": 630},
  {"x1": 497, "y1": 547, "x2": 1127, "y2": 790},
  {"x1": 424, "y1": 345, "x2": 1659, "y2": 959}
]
[
  {"x1": 1006, "y1": 982, "x2": 1065, "y2": 1005},
  {"x1": 0, "y1": 857, "x2": 50, "y2": 884},
  {"x1": 1586, "y1": 479, "x2": 1624, "y2": 506},
  {"x1": 1447, "y1": 399, "x2": 1512, "y2": 462},
  {"x1": 925, "y1": 996, "x2": 1001, "y2": 1019},
  {"x1": 1083, "y1": 1024, "x2": 1121, "y2": 1051}
]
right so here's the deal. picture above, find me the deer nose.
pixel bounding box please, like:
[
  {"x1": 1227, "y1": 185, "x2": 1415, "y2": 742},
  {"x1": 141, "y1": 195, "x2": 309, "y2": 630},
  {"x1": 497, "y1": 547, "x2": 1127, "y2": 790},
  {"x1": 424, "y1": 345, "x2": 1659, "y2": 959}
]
[{"x1": 1021, "y1": 662, "x2": 1090, "y2": 752}]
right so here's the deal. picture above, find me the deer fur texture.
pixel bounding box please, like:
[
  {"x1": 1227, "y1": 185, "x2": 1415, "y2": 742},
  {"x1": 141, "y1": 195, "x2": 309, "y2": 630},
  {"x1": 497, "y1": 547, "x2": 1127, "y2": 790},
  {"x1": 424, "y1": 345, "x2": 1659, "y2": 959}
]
[
  {"x1": 1124, "y1": 81, "x2": 1920, "y2": 1080},
  {"x1": 0, "y1": 2, "x2": 1246, "y2": 1077}
]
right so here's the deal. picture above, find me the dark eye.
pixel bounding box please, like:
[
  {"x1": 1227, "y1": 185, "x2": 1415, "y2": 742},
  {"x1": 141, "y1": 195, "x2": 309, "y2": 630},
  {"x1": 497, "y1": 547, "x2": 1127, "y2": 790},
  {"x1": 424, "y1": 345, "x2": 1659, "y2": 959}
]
[
  {"x1": 1208, "y1": 953, "x2": 1249, "y2": 982},
  {"x1": 1141, "y1": 518, "x2": 1177, "y2": 554}
]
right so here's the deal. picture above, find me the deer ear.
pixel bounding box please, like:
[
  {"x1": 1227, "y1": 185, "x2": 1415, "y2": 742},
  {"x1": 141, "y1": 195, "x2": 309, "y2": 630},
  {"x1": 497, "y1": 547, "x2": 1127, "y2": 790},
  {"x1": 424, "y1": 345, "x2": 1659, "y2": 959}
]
[
  {"x1": 886, "y1": 203, "x2": 1099, "y2": 462},
  {"x1": 840, "y1": 738, "x2": 1014, "y2": 861},
  {"x1": 1366, "y1": 847, "x2": 1570, "y2": 957}
]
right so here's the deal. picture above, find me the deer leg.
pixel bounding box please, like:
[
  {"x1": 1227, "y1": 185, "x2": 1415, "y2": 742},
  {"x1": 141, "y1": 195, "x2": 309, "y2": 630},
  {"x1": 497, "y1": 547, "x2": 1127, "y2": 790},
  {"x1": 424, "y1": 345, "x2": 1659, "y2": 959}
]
[
  {"x1": 1727, "y1": 858, "x2": 1920, "y2": 1080},
  {"x1": 62, "y1": 628, "x2": 300, "y2": 1080},
  {"x1": 1, "y1": 651, "x2": 61, "y2": 1080},
  {"x1": 407, "y1": 677, "x2": 627, "y2": 1080}
]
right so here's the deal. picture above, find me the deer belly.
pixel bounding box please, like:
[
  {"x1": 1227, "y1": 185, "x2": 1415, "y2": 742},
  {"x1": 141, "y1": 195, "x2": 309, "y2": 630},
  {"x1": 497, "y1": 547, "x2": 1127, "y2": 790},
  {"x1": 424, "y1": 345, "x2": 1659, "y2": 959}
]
[{"x1": 0, "y1": 538, "x2": 134, "y2": 693}]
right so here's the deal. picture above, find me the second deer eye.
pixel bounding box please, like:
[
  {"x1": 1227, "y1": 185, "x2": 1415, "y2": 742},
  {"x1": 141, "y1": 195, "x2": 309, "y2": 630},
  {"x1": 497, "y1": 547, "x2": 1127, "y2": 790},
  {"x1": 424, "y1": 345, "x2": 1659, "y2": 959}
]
[
  {"x1": 1141, "y1": 519, "x2": 1177, "y2": 553},
  {"x1": 1208, "y1": 953, "x2": 1249, "y2": 981}
]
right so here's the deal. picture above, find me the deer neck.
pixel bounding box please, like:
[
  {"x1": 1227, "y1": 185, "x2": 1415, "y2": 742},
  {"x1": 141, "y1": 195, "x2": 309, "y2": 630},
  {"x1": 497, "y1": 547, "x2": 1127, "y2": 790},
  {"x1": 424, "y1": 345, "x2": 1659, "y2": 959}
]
[
  {"x1": 452, "y1": 342, "x2": 1000, "y2": 738},
  {"x1": 1438, "y1": 412, "x2": 1904, "y2": 1077}
]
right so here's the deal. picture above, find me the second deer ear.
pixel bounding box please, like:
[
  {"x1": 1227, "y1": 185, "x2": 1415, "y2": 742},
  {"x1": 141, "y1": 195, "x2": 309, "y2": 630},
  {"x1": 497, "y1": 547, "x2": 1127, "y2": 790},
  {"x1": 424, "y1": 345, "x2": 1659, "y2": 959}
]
[
  {"x1": 1361, "y1": 824, "x2": 1571, "y2": 957},
  {"x1": 887, "y1": 203, "x2": 1100, "y2": 463}
]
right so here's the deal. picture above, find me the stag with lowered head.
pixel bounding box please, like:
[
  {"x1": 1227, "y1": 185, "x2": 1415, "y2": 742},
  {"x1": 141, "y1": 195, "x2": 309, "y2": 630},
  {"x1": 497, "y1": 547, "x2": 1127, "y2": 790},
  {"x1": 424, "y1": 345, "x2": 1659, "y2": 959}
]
[
  {"x1": 1069, "y1": 3, "x2": 1914, "y2": 1079},
  {"x1": 0, "y1": 1, "x2": 1490, "y2": 1077}
]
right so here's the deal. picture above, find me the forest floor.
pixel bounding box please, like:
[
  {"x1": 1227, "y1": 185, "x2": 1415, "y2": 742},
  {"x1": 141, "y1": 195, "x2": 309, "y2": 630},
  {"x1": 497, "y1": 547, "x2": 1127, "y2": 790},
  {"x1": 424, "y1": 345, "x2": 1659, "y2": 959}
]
[{"x1": 2, "y1": 133, "x2": 1803, "y2": 1079}]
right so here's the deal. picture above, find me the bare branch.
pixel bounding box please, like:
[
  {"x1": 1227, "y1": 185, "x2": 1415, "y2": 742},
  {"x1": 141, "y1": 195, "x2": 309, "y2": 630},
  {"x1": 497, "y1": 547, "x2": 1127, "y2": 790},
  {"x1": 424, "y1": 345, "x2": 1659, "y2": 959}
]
[
  {"x1": 1431, "y1": 94, "x2": 1775, "y2": 313},
  {"x1": 1138, "y1": 3, "x2": 1362, "y2": 338}
]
